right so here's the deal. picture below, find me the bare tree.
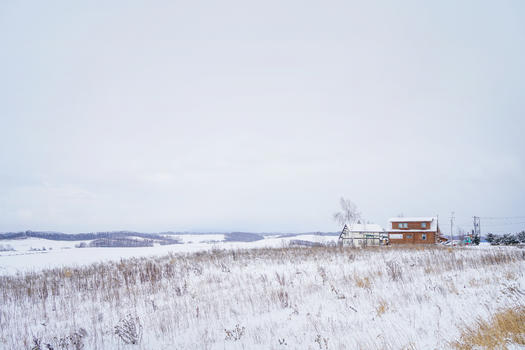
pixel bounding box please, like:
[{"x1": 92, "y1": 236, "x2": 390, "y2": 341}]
[{"x1": 333, "y1": 197, "x2": 361, "y2": 227}]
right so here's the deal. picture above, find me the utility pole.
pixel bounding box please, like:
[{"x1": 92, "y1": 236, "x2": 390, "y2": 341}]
[
  {"x1": 473, "y1": 216, "x2": 481, "y2": 244},
  {"x1": 450, "y1": 211, "x2": 455, "y2": 241}
]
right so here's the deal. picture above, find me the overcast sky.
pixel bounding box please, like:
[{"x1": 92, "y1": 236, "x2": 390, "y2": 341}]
[{"x1": 1, "y1": 1, "x2": 524, "y2": 234}]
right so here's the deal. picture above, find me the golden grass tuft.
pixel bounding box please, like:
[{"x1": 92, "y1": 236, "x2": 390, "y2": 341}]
[
  {"x1": 452, "y1": 307, "x2": 525, "y2": 350},
  {"x1": 375, "y1": 299, "x2": 389, "y2": 317},
  {"x1": 354, "y1": 274, "x2": 371, "y2": 289}
]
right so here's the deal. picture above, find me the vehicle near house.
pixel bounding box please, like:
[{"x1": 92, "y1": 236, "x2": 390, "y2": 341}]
[
  {"x1": 338, "y1": 223, "x2": 388, "y2": 247},
  {"x1": 387, "y1": 217, "x2": 447, "y2": 244}
]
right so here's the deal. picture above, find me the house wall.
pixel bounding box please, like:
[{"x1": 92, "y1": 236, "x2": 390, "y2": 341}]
[
  {"x1": 340, "y1": 231, "x2": 384, "y2": 247},
  {"x1": 388, "y1": 231, "x2": 436, "y2": 244}
]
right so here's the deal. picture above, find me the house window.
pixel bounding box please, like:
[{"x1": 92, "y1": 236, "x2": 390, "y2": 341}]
[
  {"x1": 406, "y1": 234, "x2": 412, "y2": 239},
  {"x1": 398, "y1": 223, "x2": 408, "y2": 228},
  {"x1": 398, "y1": 223, "x2": 403, "y2": 228},
  {"x1": 422, "y1": 234, "x2": 427, "y2": 240},
  {"x1": 421, "y1": 222, "x2": 427, "y2": 228}
]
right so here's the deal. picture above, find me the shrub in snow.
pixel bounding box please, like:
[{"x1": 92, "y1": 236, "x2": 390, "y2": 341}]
[
  {"x1": 0, "y1": 244, "x2": 14, "y2": 251},
  {"x1": 114, "y1": 314, "x2": 142, "y2": 345},
  {"x1": 31, "y1": 328, "x2": 87, "y2": 350}
]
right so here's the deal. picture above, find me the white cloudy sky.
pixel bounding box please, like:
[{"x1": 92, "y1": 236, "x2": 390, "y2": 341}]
[{"x1": 1, "y1": 1, "x2": 524, "y2": 234}]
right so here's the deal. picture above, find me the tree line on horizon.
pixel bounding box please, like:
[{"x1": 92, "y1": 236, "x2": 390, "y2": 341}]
[{"x1": 486, "y1": 231, "x2": 525, "y2": 245}]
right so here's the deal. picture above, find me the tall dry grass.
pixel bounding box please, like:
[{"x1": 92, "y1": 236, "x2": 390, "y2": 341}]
[
  {"x1": 0, "y1": 244, "x2": 523, "y2": 349},
  {"x1": 452, "y1": 307, "x2": 525, "y2": 349}
]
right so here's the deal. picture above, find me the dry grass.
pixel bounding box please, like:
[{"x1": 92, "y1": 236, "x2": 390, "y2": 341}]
[
  {"x1": 452, "y1": 307, "x2": 525, "y2": 350},
  {"x1": 0, "y1": 244, "x2": 523, "y2": 349}
]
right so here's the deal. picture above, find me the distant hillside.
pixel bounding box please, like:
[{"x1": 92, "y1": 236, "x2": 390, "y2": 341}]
[
  {"x1": 0, "y1": 230, "x2": 170, "y2": 241},
  {"x1": 224, "y1": 232, "x2": 264, "y2": 242},
  {"x1": 0, "y1": 230, "x2": 339, "y2": 243}
]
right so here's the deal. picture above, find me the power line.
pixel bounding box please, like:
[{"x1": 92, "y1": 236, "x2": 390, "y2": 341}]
[
  {"x1": 480, "y1": 221, "x2": 525, "y2": 227},
  {"x1": 480, "y1": 216, "x2": 525, "y2": 220}
]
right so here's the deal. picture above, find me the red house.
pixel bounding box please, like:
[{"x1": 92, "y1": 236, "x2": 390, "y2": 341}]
[{"x1": 387, "y1": 217, "x2": 446, "y2": 244}]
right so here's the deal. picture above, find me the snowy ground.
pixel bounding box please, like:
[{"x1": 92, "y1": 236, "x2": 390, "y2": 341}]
[
  {"x1": 0, "y1": 243, "x2": 523, "y2": 349},
  {"x1": 0, "y1": 234, "x2": 339, "y2": 274}
]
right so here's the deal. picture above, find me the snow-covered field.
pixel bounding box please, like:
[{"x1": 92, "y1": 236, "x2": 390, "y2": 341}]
[
  {"x1": 0, "y1": 243, "x2": 523, "y2": 349},
  {"x1": 0, "y1": 234, "x2": 339, "y2": 275}
]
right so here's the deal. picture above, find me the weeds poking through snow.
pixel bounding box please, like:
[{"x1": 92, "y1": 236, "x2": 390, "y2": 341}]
[
  {"x1": 277, "y1": 290, "x2": 290, "y2": 308},
  {"x1": 31, "y1": 328, "x2": 87, "y2": 350},
  {"x1": 275, "y1": 272, "x2": 286, "y2": 286},
  {"x1": 317, "y1": 266, "x2": 328, "y2": 285},
  {"x1": 386, "y1": 260, "x2": 403, "y2": 281},
  {"x1": 330, "y1": 284, "x2": 345, "y2": 299},
  {"x1": 224, "y1": 324, "x2": 245, "y2": 341},
  {"x1": 31, "y1": 336, "x2": 43, "y2": 350},
  {"x1": 314, "y1": 334, "x2": 329, "y2": 350},
  {"x1": 1, "y1": 245, "x2": 523, "y2": 348},
  {"x1": 220, "y1": 263, "x2": 230, "y2": 273}
]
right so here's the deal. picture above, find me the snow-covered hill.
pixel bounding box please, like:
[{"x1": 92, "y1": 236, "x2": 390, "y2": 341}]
[{"x1": 0, "y1": 233, "x2": 339, "y2": 274}]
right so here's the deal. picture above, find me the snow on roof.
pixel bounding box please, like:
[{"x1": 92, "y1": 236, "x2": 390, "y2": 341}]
[
  {"x1": 388, "y1": 217, "x2": 436, "y2": 222},
  {"x1": 347, "y1": 223, "x2": 384, "y2": 233}
]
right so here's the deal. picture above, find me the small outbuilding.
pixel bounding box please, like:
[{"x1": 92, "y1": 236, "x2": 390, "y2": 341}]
[{"x1": 339, "y1": 223, "x2": 387, "y2": 247}]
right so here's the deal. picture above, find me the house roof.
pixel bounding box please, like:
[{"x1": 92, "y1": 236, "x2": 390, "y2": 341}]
[{"x1": 347, "y1": 223, "x2": 384, "y2": 233}]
